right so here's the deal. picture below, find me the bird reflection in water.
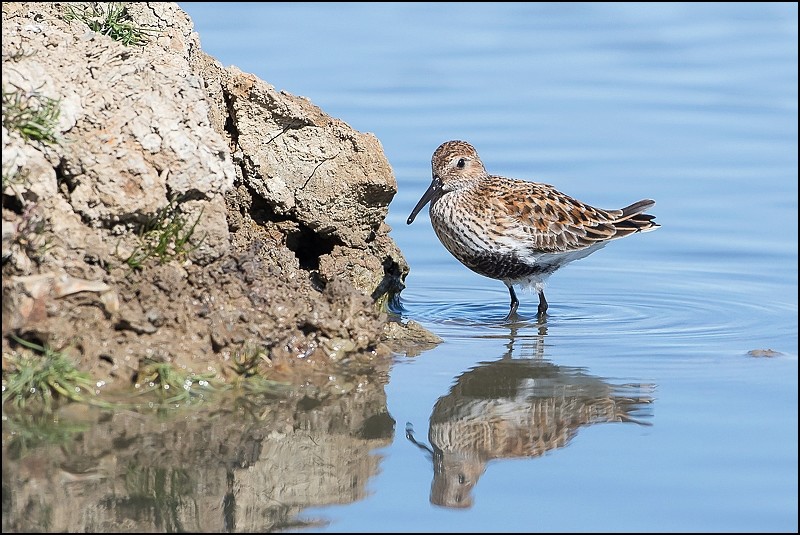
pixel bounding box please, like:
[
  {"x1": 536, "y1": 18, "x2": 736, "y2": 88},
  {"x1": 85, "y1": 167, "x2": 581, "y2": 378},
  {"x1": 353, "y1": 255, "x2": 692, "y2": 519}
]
[{"x1": 406, "y1": 321, "x2": 654, "y2": 509}]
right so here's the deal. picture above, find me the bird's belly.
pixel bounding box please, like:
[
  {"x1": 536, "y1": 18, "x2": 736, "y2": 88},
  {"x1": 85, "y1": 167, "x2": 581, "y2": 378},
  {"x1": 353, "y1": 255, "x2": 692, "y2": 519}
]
[
  {"x1": 430, "y1": 217, "x2": 546, "y2": 280},
  {"x1": 454, "y1": 250, "x2": 555, "y2": 280},
  {"x1": 430, "y1": 208, "x2": 606, "y2": 283}
]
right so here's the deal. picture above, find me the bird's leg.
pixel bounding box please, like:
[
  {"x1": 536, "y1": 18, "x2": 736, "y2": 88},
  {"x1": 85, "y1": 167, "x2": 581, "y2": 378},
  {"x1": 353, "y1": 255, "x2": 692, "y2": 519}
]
[
  {"x1": 504, "y1": 284, "x2": 519, "y2": 321},
  {"x1": 537, "y1": 288, "x2": 548, "y2": 317}
]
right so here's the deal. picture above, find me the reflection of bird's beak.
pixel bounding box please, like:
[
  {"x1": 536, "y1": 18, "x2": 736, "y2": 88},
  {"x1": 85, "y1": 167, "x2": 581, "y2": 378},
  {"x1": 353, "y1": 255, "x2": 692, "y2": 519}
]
[{"x1": 407, "y1": 176, "x2": 442, "y2": 225}]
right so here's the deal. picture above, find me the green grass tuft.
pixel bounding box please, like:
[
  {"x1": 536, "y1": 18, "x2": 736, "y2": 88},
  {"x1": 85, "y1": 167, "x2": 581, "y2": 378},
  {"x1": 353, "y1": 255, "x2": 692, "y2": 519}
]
[
  {"x1": 122, "y1": 196, "x2": 205, "y2": 271},
  {"x1": 2, "y1": 336, "x2": 100, "y2": 411},
  {"x1": 134, "y1": 360, "x2": 219, "y2": 404},
  {"x1": 1, "y1": 86, "x2": 61, "y2": 144},
  {"x1": 4, "y1": 204, "x2": 54, "y2": 263},
  {"x1": 229, "y1": 342, "x2": 293, "y2": 395},
  {"x1": 62, "y1": 2, "x2": 160, "y2": 46}
]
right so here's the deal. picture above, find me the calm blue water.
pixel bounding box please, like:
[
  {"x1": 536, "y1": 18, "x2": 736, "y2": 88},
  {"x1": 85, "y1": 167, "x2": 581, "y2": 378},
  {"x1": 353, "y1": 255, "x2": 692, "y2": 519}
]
[
  {"x1": 5, "y1": 3, "x2": 795, "y2": 533},
  {"x1": 178, "y1": 3, "x2": 797, "y2": 532}
]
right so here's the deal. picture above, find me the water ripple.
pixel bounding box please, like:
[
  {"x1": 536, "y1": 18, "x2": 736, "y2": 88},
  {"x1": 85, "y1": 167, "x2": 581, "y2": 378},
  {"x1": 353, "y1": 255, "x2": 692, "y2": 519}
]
[{"x1": 399, "y1": 283, "x2": 795, "y2": 345}]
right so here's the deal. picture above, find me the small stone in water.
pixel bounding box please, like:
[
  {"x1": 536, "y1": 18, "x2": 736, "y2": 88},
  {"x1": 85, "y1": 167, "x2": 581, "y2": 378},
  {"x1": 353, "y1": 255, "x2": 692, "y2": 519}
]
[{"x1": 747, "y1": 348, "x2": 783, "y2": 358}]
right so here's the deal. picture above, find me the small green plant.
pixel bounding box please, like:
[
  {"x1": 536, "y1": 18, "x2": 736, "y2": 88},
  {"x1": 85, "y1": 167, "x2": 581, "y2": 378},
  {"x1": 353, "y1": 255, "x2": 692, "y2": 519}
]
[
  {"x1": 229, "y1": 342, "x2": 292, "y2": 395},
  {"x1": 134, "y1": 360, "x2": 219, "y2": 404},
  {"x1": 230, "y1": 342, "x2": 268, "y2": 378},
  {"x1": 2, "y1": 336, "x2": 98, "y2": 411},
  {"x1": 2, "y1": 165, "x2": 30, "y2": 203},
  {"x1": 2, "y1": 165, "x2": 26, "y2": 190},
  {"x1": 5, "y1": 204, "x2": 54, "y2": 263},
  {"x1": 62, "y1": 2, "x2": 159, "y2": 46},
  {"x1": 1, "y1": 85, "x2": 60, "y2": 144},
  {"x1": 122, "y1": 197, "x2": 204, "y2": 271}
]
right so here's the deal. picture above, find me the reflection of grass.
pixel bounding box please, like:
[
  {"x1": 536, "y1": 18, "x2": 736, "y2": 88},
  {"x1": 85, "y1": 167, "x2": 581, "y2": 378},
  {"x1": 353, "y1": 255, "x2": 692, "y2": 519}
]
[
  {"x1": 2, "y1": 336, "x2": 102, "y2": 411},
  {"x1": 124, "y1": 464, "x2": 194, "y2": 497},
  {"x1": 2, "y1": 411, "x2": 89, "y2": 460},
  {"x1": 1, "y1": 85, "x2": 60, "y2": 144},
  {"x1": 62, "y1": 2, "x2": 159, "y2": 46},
  {"x1": 123, "y1": 197, "x2": 204, "y2": 271},
  {"x1": 97, "y1": 465, "x2": 193, "y2": 532}
]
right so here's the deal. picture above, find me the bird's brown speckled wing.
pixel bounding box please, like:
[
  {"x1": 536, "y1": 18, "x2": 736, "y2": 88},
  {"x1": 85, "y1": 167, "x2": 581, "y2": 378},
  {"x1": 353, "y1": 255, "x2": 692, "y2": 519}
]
[{"x1": 480, "y1": 177, "x2": 657, "y2": 253}]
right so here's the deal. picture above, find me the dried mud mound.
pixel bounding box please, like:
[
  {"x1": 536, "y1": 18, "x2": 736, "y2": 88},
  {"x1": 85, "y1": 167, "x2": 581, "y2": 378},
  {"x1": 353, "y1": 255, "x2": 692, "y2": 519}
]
[{"x1": 2, "y1": 2, "x2": 439, "y2": 396}]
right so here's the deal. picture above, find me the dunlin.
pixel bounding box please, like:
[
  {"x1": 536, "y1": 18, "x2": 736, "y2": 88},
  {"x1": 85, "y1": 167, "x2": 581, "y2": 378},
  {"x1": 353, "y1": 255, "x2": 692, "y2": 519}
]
[{"x1": 407, "y1": 140, "x2": 659, "y2": 319}]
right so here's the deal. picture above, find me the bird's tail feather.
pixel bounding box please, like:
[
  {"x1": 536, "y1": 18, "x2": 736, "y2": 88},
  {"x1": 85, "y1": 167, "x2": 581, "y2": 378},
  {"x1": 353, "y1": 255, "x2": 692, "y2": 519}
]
[{"x1": 615, "y1": 199, "x2": 659, "y2": 234}]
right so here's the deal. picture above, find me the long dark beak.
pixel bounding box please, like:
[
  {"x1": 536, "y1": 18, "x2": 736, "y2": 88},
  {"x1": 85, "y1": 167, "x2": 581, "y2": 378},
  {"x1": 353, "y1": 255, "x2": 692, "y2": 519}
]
[{"x1": 407, "y1": 177, "x2": 441, "y2": 225}]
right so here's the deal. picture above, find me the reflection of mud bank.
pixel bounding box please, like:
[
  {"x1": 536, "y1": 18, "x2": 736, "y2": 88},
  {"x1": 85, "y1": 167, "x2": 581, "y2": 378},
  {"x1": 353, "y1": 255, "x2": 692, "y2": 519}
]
[{"x1": 2, "y1": 376, "x2": 394, "y2": 532}]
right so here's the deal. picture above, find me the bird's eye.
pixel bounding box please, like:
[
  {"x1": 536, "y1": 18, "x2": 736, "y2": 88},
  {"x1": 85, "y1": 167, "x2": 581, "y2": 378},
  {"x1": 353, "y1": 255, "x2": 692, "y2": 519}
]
[{"x1": 456, "y1": 158, "x2": 466, "y2": 168}]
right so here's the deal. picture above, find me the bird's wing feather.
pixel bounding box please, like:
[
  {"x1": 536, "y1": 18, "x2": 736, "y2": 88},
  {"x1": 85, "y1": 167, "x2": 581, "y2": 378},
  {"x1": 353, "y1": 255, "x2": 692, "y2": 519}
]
[{"x1": 481, "y1": 177, "x2": 656, "y2": 253}]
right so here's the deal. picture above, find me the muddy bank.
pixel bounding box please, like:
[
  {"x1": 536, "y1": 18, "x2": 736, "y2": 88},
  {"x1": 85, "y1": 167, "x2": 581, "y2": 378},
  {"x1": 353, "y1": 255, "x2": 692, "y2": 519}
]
[{"x1": 1, "y1": 2, "x2": 440, "y2": 403}]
